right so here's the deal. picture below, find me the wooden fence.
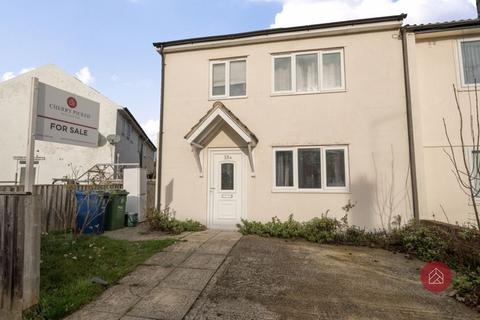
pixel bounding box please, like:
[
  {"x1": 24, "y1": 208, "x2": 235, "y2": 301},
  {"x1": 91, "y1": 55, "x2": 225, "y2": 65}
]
[
  {"x1": 146, "y1": 180, "x2": 156, "y2": 212},
  {"x1": 0, "y1": 183, "x2": 156, "y2": 232},
  {"x1": 0, "y1": 193, "x2": 40, "y2": 319},
  {"x1": 0, "y1": 185, "x2": 122, "y2": 232}
]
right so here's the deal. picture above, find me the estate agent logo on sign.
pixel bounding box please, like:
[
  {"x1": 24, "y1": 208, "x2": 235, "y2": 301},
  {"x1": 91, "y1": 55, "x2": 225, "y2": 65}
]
[{"x1": 35, "y1": 83, "x2": 100, "y2": 148}]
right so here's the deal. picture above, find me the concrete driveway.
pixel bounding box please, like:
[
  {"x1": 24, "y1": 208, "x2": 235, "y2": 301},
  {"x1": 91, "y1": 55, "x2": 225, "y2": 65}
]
[{"x1": 187, "y1": 236, "x2": 479, "y2": 320}]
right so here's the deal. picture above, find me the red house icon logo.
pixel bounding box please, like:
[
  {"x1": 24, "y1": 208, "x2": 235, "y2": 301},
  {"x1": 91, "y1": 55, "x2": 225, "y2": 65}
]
[{"x1": 421, "y1": 262, "x2": 451, "y2": 292}]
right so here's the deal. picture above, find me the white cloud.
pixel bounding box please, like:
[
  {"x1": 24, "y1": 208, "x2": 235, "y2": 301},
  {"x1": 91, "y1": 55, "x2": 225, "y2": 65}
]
[
  {"x1": 0, "y1": 67, "x2": 35, "y2": 82},
  {"x1": 1, "y1": 72, "x2": 15, "y2": 82},
  {"x1": 75, "y1": 66, "x2": 95, "y2": 85},
  {"x1": 141, "y1": 118, "x2": 159, "y2": 146},
  {"x1": 262, "y1": 0, "x2": 478, "y2": 27}
]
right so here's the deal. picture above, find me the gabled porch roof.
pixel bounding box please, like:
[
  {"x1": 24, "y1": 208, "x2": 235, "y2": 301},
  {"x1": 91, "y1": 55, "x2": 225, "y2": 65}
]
[
  {"x1": 184, "y1": 101, "x2": 258, "y2": 177},
  {"x1": 184, "y1": 101, "x2": 258, "y2": 147}
]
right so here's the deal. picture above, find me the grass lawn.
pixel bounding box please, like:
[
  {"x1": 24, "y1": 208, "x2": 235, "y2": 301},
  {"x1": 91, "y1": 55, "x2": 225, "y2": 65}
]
[{"x1": 24, "y1": 232, "x2": 175, "y2": 320}]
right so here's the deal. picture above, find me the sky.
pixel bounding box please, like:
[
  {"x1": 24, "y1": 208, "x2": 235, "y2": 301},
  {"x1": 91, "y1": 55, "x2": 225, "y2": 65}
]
[{"x1": 1, "y1": 0, "x2": 478, "y2": 144}]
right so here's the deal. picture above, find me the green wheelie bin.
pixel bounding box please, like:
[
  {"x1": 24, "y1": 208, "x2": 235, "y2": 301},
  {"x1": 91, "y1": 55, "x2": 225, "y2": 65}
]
[{"x1": 104, "y1": 190, "x2": 129, "y2": 231}]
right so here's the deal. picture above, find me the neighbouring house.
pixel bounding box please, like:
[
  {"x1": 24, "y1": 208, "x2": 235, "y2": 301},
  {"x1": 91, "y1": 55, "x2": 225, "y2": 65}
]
[
  {"x1": 154, "y1": 13, "x2": 480, "y2": 229},
  {"x1": 0, "y1": 64, "x2": 156, "y2": 185},
  {"x1": 404, "y1": 19, "x2": 480, "y2": 227}
]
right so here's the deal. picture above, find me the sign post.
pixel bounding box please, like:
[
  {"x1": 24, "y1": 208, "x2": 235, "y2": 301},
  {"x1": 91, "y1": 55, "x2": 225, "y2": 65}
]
[{"x1": 25, "y1": 77, "x2": 39, "y2": 193}]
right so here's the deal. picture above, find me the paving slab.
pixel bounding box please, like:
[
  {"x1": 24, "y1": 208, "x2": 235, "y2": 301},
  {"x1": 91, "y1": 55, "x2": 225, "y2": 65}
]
[
  {"x1": 196, "y1": 242, "x2": 236, "y2": 255},
  {"x1": 126, "y1": 287, "x2": 199, "y2": 320},
  {"x1": 118, "y1": 265, "x2": 172, "y2": 295},
  {"x1": 64, "y1": 310, "x2": 121, "y2": 320},
  {"x1": 85, "y1": 284, "x2": 142, "y2": 315},
  {"x1": 181, "y1": 253, "x2": 225, "y2": 270},
  {"x1": 143, "y1": 251, "x2": 191, "y2": 267},
  {"x1": 165, "y1": 240, "x2": 203, "y2": 253},
  {"x1": 161, "y1": 267, "x2": 216, "y2": 291}
]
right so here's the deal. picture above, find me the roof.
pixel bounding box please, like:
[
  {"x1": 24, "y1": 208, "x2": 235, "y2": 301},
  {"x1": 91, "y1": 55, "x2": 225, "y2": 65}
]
[
  {"x1": 120, "y1": 107, "x2": 157, "y2": 151},
  {"x1": 404, "y1": 18, "x2": 480, "y2": 33},
  {"x1": 154, "y1": 14, "x2": 407, "y2": 49},
  {"x1": 184, "y1": 101, "x2": 258, "y2": 146}
]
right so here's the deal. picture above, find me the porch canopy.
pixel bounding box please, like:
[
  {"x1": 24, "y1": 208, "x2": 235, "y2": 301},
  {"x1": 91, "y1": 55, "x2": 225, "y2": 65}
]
[{"x1": 184, "y1": 101, "x2": 258, "y2": 176}]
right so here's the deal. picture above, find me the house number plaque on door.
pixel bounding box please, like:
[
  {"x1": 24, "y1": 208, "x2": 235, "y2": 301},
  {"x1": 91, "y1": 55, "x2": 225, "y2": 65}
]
[{"x1": 224, "y1": 155, "x2": 232, "y2": 160}]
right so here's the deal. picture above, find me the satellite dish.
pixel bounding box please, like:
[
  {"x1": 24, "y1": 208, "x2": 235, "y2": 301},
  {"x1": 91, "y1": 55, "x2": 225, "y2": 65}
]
[{"x1": 107, "y1": 134, "x2": 121, "y2": 145}]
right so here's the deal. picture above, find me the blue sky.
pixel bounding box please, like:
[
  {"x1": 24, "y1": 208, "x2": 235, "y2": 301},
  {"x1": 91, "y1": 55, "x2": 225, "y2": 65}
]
[{"x1": 0, "y1": 0, "x2": 477, "y2": 142}]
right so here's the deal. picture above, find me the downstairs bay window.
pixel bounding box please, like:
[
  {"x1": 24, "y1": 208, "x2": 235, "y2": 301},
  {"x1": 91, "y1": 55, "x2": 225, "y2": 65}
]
[{"x1": 273, "y1": 146, "x2": 348, "y2": 192}]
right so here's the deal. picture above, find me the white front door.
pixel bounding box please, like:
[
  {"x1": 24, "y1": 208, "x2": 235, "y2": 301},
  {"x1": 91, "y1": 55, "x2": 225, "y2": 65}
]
[{"x1": 208, "y1": 150, "x2": 245, "y2": 229}]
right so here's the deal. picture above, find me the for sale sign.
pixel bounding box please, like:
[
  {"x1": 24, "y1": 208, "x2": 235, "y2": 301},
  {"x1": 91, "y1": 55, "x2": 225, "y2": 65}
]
[{"x1": 35, "y1": 83, "x2": 100, "y2": 147}]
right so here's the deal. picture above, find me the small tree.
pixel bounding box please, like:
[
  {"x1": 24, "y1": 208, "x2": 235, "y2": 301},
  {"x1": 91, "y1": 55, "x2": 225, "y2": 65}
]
[{"x1": 443, "y1": 83, "x2": 480, "y2": 229}]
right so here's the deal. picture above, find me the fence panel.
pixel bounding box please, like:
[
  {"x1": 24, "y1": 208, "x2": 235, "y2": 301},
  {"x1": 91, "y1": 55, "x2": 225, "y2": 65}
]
[
  {"x1": 146, "y1": 180, "x2": 156, "y2": 211},
  {"x1": 0, "y1": 183, "x2": 155, "y2": 232}
]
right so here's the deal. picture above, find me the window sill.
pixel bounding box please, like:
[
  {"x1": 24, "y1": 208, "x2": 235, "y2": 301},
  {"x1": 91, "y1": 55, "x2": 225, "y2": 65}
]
[
  {"x1": 271, "y1": 189, "x2": 350, "y2": 194},
  {"x1": 457, "y1": 85, "x2": 480, "y2": 92},
  {"x1": 270, "y1": 89, "x2": 346, "y2": 97},
  {"x1": 209, "y1": 95, "x2": 248, "y2": 101}
]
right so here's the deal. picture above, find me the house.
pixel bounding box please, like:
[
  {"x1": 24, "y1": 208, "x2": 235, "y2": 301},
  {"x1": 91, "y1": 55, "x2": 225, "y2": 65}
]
[
  {"x1": 153, "y1": 15, "x2": 415, "y2": 230},
  {"x1": 0, "y1": 65, "x2": 156, "y2": 185},
  {"x1": 154, "y1": 12, "x2": 480, "y2": 230}
]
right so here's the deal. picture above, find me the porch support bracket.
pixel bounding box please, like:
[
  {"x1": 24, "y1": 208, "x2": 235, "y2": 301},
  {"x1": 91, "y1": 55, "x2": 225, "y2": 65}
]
[
  {"x1": 191, "y1": 143, "x2": 204, "y2": 177},
  {"x1": 247, "y1": 143, "x2": 255, "y2": 177}
]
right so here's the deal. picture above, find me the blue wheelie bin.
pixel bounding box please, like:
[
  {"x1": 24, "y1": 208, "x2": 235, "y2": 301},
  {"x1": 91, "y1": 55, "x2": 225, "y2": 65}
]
[{"x1": 75, "y1": 190, "x2": 110, "y2": 234}]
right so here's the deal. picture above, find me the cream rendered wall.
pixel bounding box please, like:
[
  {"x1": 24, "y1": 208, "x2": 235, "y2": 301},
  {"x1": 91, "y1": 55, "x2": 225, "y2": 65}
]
[
  {"x1": 161, "y1": 29, "x2": 413, "y2": 229},
  {"x1": 0, "y1": 65, "x2": 118, "y2": 184},
  {"x1": 414, "y1": 33, "x2": 480, "y2": 226}
]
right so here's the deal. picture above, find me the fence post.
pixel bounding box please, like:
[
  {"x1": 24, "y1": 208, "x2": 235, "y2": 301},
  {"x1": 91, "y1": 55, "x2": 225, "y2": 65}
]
[{"x1": 0, "y1": 193, "x2": 40, "y2": 319}]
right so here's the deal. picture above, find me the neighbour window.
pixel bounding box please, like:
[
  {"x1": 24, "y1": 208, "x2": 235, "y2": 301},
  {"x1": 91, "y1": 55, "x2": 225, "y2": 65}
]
[
  {"x1": 273, "y1": 146, "x2": 348, "y2": 191},
  {"x1": 273, "y1": 49, "x2": 344, "y2": 94},
  {"x1": 460, "y1": 39, "x2": 480, "y2": 86},
  {"x1": 127, "y1": 123, "x2": 132, "y2": 140},
  {"x1": 211, "y1": 58, "x2": 246, "y2": 98},
  {"x1": 472, "y1": 150, "x2": 480, "y2": 196}
]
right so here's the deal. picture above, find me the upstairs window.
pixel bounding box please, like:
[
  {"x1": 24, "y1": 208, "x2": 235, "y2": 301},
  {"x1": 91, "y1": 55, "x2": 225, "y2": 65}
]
[
  {"x1": 211, "y1": 58, "x2": 246, "y2": 98},
  {"x1": 273, "y1": 49, "x2": 345, "y2": 94},
  {"x1": 460, "y1": 39, "x2": 480, "y2": 86}
]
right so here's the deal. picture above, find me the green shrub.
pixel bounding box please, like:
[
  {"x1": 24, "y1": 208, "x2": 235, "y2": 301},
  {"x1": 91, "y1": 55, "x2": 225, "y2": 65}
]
[
  {"x1": 398, "y1": 223, "x2": 446, "y2": 261},
  {"x1": 302, "y1": 216, "x2": 342, "y2": 243},
  {"x1": 453, "y1": 269, "x2": 480, "y2": 307},
  {"x1": 146, "y1": 207, "x2": 206, "y2": 234}
]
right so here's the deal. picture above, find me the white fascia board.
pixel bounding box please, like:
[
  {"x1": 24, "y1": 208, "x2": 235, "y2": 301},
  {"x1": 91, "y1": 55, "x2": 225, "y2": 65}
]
[
  {"x1": 164, "y1": 21, "x2": 402, "y2": 53},
  {"x1": 186, "y1": 108, "x2": 252, "y2": 145}
]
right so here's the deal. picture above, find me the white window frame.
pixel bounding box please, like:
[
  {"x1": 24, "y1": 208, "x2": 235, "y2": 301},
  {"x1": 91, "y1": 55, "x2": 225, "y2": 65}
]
[
  {"x1": 209, "y1": 58, "x2": 247, "y2": 99},
  {"x1": 458, "y1": 37, "x2": 480, "y2": 88},
  {"x1": 272, "y1": 145, "x2": 349, "y2": 193},
  {"x1": 271, "y1": 49, "x2": 345, "y2": 95}
]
